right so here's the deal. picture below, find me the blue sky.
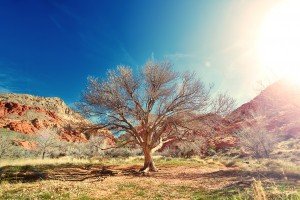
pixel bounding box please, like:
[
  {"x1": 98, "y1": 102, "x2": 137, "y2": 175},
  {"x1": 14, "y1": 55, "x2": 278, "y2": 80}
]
[{"x1": 0, "y1": 0, "x2": 279, "y2": 105}]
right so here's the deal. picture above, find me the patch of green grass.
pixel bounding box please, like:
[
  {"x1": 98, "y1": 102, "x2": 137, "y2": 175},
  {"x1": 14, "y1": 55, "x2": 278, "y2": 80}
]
[
  {"x1": 136, "y1": 190, "x2": 146, "y2": 197},
  {"x1": 154, "y1": 156, "x2": 213, "y2": 168},
  {"x1": 117, "y1": 182, "x2": 139, "y2": 190},
  {"x1": 38, "y1": 192, "x2": 53, "y2": 199},
  {"x1": 153, "y1": 194, "x2": 164, "y2": 200},
  {"x1": 77, "y1": 195, "x2": 94, "y2": 200}
]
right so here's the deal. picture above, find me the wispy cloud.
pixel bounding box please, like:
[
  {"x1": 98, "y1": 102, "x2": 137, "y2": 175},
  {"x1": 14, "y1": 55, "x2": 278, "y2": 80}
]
[
  {"x1": 120, "y1": 45, "x2": 137, "y2": 66},
  {"x1": 50, "y1": 1, "x2": 81, "y2": 21},
  {"x1": 0, "y1": 86, "x2": 10, "y2": 93},
  {"x1": 48, "y1": 15, "x2": 64, "y2": 31},
  {"x1": 163, "y1": 52, "x2": 212, "y2": 72},
  {"x1": 164, "y1": 53, "x2": 194, "y2": 60},
  {"x1": 0, "y1": 62, "x2": 33, "y2": 94},
  {"x1": 0, "y1": 73, "x2": 13, "y2": 93}
]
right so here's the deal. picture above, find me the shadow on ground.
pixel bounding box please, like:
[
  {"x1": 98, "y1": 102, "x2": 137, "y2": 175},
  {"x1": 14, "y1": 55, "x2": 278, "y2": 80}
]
[
  {"x1": 0, "y1": 164, "x2": 117, "y2": 183},
  {"x1": 1, "y1": 163, "x2": 299, "y2": 190}
]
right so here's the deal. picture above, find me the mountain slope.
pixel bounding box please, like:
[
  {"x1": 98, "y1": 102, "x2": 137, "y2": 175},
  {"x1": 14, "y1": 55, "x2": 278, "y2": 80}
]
[
  {"x1": 0, "y1": 93, "x2": 88, "y2": 141},
  {"x1": 227, "y1": 80, "x2": 300, "y2": 137}
]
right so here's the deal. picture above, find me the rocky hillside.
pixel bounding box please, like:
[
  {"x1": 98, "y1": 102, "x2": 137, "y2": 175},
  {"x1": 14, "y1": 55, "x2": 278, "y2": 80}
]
[
  {"x1": 0, "y1": 93, "x2": 89, "y2": 141},
  {"x1": 2, "y1": 80, "x2": 299, "y2": 147},
  {"x1": 162, "y1": 80, "x2": 300, "y2": 152},
  {"x1": 227, "y1": 80, "x2": 300, "y2": 137}
]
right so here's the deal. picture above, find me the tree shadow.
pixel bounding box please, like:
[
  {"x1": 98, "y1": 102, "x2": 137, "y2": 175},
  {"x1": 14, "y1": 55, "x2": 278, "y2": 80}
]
[
  {"x1": 1, "y1": 164, "x2": 299, "y2": 190},
  {"x1": 0, "y1": 164, "x2": 117, "y2": 183},
  {"x1": 163, "y1": 168, "x2": 300, "y2": 189},
  {"x1": 201, "y1": 169, "x2": 300, "y2": 182}
]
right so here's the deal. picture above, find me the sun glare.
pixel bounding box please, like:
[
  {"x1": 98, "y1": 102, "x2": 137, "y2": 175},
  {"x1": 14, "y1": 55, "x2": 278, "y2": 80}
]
[{"x1": 257, "y1": 0, "x2": 300, "y2": 84}]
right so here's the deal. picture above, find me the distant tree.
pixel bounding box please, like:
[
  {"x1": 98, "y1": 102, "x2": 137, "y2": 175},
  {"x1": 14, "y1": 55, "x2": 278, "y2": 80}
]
[
  {"x1": 211, "y1": 93, "x2": 236, "y2": 117},
  {"x1": 36, "y1": 128, "x2": 60, "y2": 159},
  {"x1": 160, "y1": 136, "x2": 205, "y2": 158},
  {"x1": 82, "y1": 135, "x2": 108, "y2": 158},
  {"x1": 237, "y1": 122, "x2": 279, "y2": 158}
]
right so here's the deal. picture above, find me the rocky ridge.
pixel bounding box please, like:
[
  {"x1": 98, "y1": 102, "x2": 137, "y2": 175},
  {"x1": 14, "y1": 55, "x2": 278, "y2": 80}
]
[
  {"x1": 226, "y1": 80, "x2": 300, "y2": 137},
  {"x1": 0, "y1": 93, "x2": 89, "y2": 141}
]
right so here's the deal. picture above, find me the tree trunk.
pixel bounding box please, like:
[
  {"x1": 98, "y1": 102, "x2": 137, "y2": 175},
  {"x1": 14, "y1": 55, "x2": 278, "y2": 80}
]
[
  {"x1": 140, "y1": 147, "x2": 158, "y2": 172},
  {"x1": 42, "y1": 151, "x2": 46, "y2": 159}
]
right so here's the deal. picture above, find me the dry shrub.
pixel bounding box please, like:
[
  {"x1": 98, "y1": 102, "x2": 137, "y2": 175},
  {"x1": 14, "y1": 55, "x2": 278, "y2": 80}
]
[
  {"x1": 160, "y1": 139, "x2": 204, "y2": 158},
  {"x1": 237, "y1": 127, "x2": 279, "y2": 158},
  {"x1": 221, "y1": 160, "x2": 237, "y2": 167},
  {"x1": 104, "y1": 148, "x2": 142, "y2": 158}
]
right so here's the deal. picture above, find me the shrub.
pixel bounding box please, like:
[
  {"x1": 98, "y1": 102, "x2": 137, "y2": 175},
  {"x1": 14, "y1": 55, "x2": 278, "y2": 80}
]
[
  {"x1": 0, "y1": 129, "x2": 37, "y2": 159},
  {"x1": 221, "y1": 160, "x2": 237, "y2": 167},
  {"x1": 160, "y1": 138, "x2": 205, "y2": 158},
  {"x1": 64, "y1": 135, "x2": 112, "y2": 159},
  {"x1": 104, "y1": 148, "x2": 142, "y2": 158},
  {"x1": 237, "y1": 127, "x2": 279, "y2": 158}
]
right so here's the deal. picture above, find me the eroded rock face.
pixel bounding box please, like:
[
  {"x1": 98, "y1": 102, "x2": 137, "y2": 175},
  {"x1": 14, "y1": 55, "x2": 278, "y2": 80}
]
[
  {"x1": 0, "y1": 94, "x2": 85, "y2": 124},
  {"x1": 0, "y1": 93, "x2": 89, "y2": 141},
  {"x1": 4, "y1": 121, "x2": 37, "y2": 134}
]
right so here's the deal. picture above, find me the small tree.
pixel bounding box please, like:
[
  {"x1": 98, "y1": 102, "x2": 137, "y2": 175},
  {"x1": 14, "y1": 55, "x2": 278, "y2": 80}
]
[
  {"x1": 83, "y1": 135, "x2": 108, "y2": 158},
  {"x1": 211, "y1": 93, "x2": 236, "y2": 117},
  {"x1": 79, "y1": 61, "x2": 216, "y2": 172},
  {"x1": 237, "y1": 126, "x2": 278, "y2": 158},
  {"x1": 160, "y1": 136, "x2": 205, "y2": 158},
  {"x1": 36, "y1": 128, "x2": 60, "y2": 159}
]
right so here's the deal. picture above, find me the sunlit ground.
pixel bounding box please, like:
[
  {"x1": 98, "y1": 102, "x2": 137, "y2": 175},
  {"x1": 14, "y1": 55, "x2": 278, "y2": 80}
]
[{"x1": 1, "y1": 137, "x2": 300, "y2": 200}]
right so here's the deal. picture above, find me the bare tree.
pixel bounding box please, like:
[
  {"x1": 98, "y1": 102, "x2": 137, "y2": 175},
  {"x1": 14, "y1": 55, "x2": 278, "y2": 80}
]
[
  {"x1": 211, "y1": 93, "x2": 236, "y2": 117},
  {"x1": 84, "y1": 135, "x2": 108, "y2": 158},
  {"x1": 79, "y1": 60, "x2": 214, "y2": 172},
  {"x1": 237, "y1": 127, "x2": 278, "y2": 158},
  {"x1": 161, "y1": 136, "x2": 205, "y2": 158},
  {"x1": 36, "y1": 128, "x2": 60, "y2": 159}
]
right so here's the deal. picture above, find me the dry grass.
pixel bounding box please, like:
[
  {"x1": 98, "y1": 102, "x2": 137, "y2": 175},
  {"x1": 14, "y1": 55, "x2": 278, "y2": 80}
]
[
  {"x1": 0, "y1": 156, "x2": 299, "y2": 200},
  {"x1": 252, "y1": 179, "x2": 267, "y2": 200},
  {"x1": 0, "y1": 157, "x2": 101, "y2": 168}
]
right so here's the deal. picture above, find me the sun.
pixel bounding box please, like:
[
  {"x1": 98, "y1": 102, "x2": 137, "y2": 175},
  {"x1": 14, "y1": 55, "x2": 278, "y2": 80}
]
[{"x1": 257, "y1": 0, "x2": 300, "y2": 84}]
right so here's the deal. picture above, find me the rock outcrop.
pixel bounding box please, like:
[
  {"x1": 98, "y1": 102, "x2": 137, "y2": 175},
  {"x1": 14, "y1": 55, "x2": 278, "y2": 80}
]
[{"x1": 0, "y1": 93, "x2": 89, "y2": 141}]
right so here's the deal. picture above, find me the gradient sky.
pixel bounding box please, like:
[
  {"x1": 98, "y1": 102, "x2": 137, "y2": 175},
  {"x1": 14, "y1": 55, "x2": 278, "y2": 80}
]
[{"x1": 0, "y1": 0, "x2": 280, "y2": 106}]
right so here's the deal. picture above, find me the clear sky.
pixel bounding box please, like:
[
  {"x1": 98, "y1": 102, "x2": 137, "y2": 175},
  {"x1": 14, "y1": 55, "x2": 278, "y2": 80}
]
[{"x1": 0, "y1": 0, "x2": 281, "y2": 105}]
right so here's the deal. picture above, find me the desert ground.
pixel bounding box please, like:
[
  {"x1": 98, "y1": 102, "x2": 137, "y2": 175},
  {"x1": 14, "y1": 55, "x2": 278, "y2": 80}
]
[{"x1": 1, "y1": 155, "x2": 299, "y2": 200}]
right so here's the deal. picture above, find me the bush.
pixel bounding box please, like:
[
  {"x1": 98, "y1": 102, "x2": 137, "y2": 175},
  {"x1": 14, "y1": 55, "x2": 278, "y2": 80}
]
[
  {"x1": 64, "y1": 135, "x2": 112, "y2": 159},
  {"x1": 160, "y1": 141, "x2": 203, "y2": 158},
  {"x1": 221, "y1": 160, "x2": 237, "y2": 167},
  {"x1": 0, "y1": 129, "x2": 38, "y2": 159},
  {"x1": 104, "y1": 148, "x2": 142, "y2": 158},
  {"x1": 206, "y1": 148, "x2": 217, "y2": 156},
  {"x1": 237, "y1": 127, "x2": 279, "y2": 158}
]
